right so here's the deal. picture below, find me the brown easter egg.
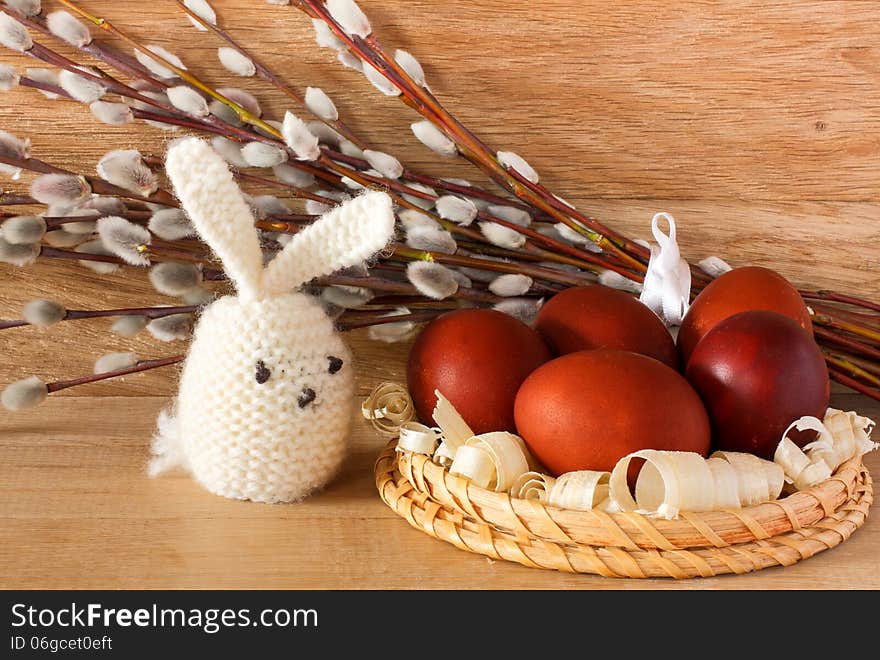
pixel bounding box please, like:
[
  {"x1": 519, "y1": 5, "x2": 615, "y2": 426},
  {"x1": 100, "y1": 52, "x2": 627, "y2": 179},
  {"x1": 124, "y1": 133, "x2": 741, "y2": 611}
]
[
  {"x1": 407, "y1": 309, "x2": 551, "y2": 434},
  {"x1": 678, "y1": 266, "x2": 812, "y2": 366},
  {"x1": 534, "y1": 285, "x2": 677, "y2": 368},
  {"x1": 686, "y1": 310, "x2": 830, "y2": 459},
  {"x1": 514, "y1": 350, "x2": 711, "y2": 476}
]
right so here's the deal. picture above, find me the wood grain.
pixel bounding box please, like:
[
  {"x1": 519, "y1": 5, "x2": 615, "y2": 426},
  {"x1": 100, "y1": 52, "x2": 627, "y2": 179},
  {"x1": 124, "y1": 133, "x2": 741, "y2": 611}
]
[
  {"x1": 0, "y1": 393, "x2": 876, "y2": 589},
  {"x1": 0, "y1": 1, "x2": 878, "y2": 588}
]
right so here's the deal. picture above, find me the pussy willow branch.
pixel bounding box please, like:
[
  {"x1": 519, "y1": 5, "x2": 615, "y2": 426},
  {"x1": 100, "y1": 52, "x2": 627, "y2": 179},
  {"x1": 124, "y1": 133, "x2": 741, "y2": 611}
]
[
  {"x1": 46, "y1": 355, "x2": 185, "y2": 393},
  {"x1": 40, "y1": 3, "x2": 634, "y2": 278},
  {"x1": 15, "y1": 11, "x2": 166, "y2": 92},
  {"x1": 297, "y1": 0, "x2": 648, "y2": 272},
  {"x1": 0, "y1": 304, "x2": 199, "y2": 331},
  {"x1": 175, "y1": 1, "x2": 535, "y2": 214}
]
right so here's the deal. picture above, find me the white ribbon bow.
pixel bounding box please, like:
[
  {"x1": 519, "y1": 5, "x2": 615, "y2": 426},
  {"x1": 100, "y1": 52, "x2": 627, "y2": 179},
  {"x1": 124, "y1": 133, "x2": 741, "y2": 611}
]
[{"x1": 639, "y1": 212, "x2": 691, "y2": 326}]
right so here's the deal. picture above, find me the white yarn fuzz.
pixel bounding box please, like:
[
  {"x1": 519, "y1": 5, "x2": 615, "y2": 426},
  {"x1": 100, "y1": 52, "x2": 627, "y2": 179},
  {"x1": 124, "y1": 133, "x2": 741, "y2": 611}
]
[
  {"x1": 154, "y1": 137, "x2": 396, "y2": 504},
  {"x1": 639, "y1": 212, "x2": 691, "y2": 326}
]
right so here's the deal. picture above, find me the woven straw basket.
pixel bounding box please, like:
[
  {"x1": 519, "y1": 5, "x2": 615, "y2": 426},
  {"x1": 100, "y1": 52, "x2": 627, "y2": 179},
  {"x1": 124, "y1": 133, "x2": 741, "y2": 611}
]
[{"x1": 375, "y1": 439, "x2": 873, "y2": 578}]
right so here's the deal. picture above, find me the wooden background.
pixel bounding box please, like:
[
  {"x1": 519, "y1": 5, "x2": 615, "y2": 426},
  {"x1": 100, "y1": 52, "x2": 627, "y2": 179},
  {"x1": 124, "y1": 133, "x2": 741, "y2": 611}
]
[{"x1": 1, "y1": 1, "x2": 878, "y2": 588}]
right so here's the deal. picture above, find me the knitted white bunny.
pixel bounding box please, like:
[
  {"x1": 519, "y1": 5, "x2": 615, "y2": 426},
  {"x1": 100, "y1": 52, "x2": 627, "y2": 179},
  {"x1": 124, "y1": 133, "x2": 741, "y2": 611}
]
[{"x1": 149, "y1": 137, "x2": 395, "y2": 503}]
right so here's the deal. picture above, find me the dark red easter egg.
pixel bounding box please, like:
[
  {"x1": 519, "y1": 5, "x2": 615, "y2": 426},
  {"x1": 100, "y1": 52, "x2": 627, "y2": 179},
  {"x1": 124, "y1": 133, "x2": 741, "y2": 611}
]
[
  {"x1": 514, "y1": 349, "x2": 711, "y2": 476},
  {"x1": 407, "y1": 309, "x2": 551, "y2": 434},
  {"x1": 686, "y1": 310, "x2": 829, "y2": 458},
  {"x1": 534, "y1": 285, "x2": 677, "y2": 368},
  {"x1": 678, "y1": 266, "x2": 812, "y2": 366}
]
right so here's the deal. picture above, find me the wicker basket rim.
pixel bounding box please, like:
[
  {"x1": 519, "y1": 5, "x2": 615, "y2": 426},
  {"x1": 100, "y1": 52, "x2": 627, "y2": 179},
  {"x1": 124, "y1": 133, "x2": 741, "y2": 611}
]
[{"x1": 387, "y1": 439, "x2": 866, "y2": 550}]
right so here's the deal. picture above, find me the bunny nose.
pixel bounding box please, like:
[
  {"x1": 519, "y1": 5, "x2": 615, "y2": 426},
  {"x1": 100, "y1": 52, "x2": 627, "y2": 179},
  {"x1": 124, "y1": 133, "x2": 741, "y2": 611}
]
[{"x1": 298, "y1": 387, "x2": 317, "y2": 409}]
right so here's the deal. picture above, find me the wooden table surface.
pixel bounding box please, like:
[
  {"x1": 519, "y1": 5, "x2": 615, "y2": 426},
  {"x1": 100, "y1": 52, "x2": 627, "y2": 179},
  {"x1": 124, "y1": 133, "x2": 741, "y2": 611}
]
[{"x1": 1, "y1": 1, "x2": 878, "y2": 588}]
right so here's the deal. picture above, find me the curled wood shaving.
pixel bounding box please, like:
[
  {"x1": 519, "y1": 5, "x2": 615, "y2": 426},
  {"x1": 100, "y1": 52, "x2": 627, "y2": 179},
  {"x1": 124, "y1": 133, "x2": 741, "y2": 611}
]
[
  {"x1": 775, "y1": 408, "x2": 877, "y2": 490},
  {"x1": 362, "y1": 382, "x2": 416, "y2": 437}
]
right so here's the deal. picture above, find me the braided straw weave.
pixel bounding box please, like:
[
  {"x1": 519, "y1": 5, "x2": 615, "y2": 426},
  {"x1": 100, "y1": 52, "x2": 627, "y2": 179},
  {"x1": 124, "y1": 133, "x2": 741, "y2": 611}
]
[{"x1": 375, "y1": 440, "x2": 873, "y2": 578}]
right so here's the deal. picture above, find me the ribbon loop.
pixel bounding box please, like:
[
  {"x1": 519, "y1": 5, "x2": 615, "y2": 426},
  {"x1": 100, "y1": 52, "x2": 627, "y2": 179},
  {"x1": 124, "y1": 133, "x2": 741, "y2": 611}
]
[{"x1": 639, "y1": 212, "x2": 691, "y2": 326}]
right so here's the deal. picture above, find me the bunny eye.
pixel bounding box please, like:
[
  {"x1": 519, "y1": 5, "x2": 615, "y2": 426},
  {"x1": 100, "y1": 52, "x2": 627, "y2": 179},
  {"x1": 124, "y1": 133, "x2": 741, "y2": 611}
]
[
  {"x1": 327, "y1": 356, "x2": 344, "y2": 374},
  {"x1": 255, "y1": 360, "x2": 271, "y2": 384}
]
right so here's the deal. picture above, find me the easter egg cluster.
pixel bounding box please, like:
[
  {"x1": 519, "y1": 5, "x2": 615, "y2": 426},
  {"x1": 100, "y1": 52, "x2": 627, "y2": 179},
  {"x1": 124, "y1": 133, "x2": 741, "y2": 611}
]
[{"x1": 407, "y1": 266, "x2": 829, "y2": 476}]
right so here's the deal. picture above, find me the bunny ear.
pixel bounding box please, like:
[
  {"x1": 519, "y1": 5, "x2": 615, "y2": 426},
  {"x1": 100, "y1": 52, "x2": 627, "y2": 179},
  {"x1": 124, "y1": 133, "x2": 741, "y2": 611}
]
[
  {"x1": 262, "y1": 191, "x2": 395, "y2": 295},
  {"x1": 165, "y1": 138, "x2": 263, "y2": 299}
]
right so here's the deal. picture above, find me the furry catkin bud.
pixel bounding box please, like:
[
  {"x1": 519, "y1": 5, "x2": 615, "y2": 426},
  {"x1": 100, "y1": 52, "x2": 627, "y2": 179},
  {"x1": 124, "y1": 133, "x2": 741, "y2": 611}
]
[
  {"x1": 0, "y1": 236, "x2": 38, "y2": 265},
  {"x1": 411, "y1": 121, "x2": 456, "y2": 157},
  {"x1": 218, "y1": 87, "x2": 262, "y2": 117},
  {"x1": 305, "y1": 198, "x2": 332, "y2": 215},
  {"x1": 405, "y1": 225, "x2": 457, "y2": 255},
  {"x1": 75, "y1": 239, "x2": 120, "y2": 274},
  {"x1": 209, "y1": 102, "x2": 239, "y2": 128},
  {"x1": 149, "y1": 261, "x2": 203, "y2": 296},
  {"x1": 435, "y1": 195, "x2": 477, "y2": 225},
  {"x1": 487, "y1": 205, "x2": 531, "y2": 227},
  {"x1": 401, "y1": 182, "x2": 437, "y2": 210},
  {"x1": 241, "y1": 142, "x2": 288, "y2": 168},
  {"x1": 338, "y1": 139, "x2": 364, "y2": 158},
  {"x1": 251, "y1": 195, "x2": 288, "y2": 217},
  {"x1": 304, "y1": 87, "x2": 338, "y2": 121},
  {"x1": 90, "y1": 100, "x2": 134, "y2": 126},
  {"x1": 180, "y1": 286, "x2": 214, "y2": 306},
  {"x1": 368, "y1": 307, "x2": 419, "y2": 343},
  {"x1": 479, "y1": 221, "x2": 526, "y2": 249},
  {"x1": 96, "y1": 216, "x2": 151, "y2": 266},
  {"x1": 167, "y1": 86, "x2": 209, "y2": 117},
  {"x1": 406, "y1": 261, "x2": 459, "y2": 300},
  {"x1": 497, "y1": 150, "x2": 540, "y2": 184},
  {"x1": 30, "y1": 174, "x2": 91, "y2": 205},
  {"x1": 394, "y1": 49, "x2": 426, "y2": 87},
  {"x1": 398, "y1": 208, "x2": 437, "y2": 231},
  {"x1": 148, "y1": 209, "x2": 193, "y2": 241},
  {"x1": 363, "y1": 61, "x2": 400, "y2": 96},
  {"x1": 494, "y1": 298, "x2": 541, "y2": 325},
  {"x1": 0, "y1": 129, "x2": 28, "y2": 179},
  {"x1": 43, "y1": 229, "x2": 83, "y2": 248},
  {"x1": 25, "y1": 68, "x2": 60, "y2": 99},
  {"x1": 46, "y1": 10, "x2": 92, "y2": 47},
  {"x1": 4, "y1": 1, "x2": 41, "y2": 18},
  {"x1": 554, "y1": 222, "x2": 594, "y2": 247},
  {"x1": 97, "y1": 150, "x2": 158, "y2": 196},
  {"x1": 111, "y1": 314, "x2": 148, "y2": 337},
  {"x1": 218, "y1": 47, "x2": 256, "y2": 77},
  {"x1": 184, "y1": 0, "x2": 216, "y2": 30},
  {"x1": 282, "y1": 111, "x2": 320, "y2": 161},
  {"x1": 598, "y1": 270, "x2": 642, "y2": 293},
  {"x1": 442, "y1": 178, "x2": 472, "y2": 187},
  {"x1": 337, "y1": 50, "x2": 362, "y2": 73},
  {"x1": 135, "y1": 45, "x2": 187, "y2": 79},
  {"x1": 61, "y1": 210, "x2": 98, "y2": 236},
  {"x1": 94, "y1": 352, "x2": 140, "y2": 375},
  {"x1": 81, "y1": 196, "x2": 127, "y2": 216},
  {"x1": 1, "y1": 376, "x2": 48, "y2": 411},
  {"x1": 307, "y1": 121, "x2": 342, "y2": 146},
  {"x1": 320, "y1": 285, "x2": 374, "y2": 309},
  {"x1": 0, "y1": 11, "x2": 33, "y2": 52},
  {"x1": 363, "y1": 149, "x2": 403, "y2": 180},
  {"x1": 326, "y1": 0, "x2": 371, "y2": 38},
  {"x1": 312, "y1": 18, "x2": 346, "y2": 51},
  {"x1": 0, "y1": 63, "x2": 19, "y2": 90},
  {"x1": 22, "y1": 299, "x2": 66, "y2": 326},
  {"x1": 489, "y1": 274, "x2": 533, "y2": 297},
  {"x1": 1, "y1": 215, "x2": 45, "y2": 244},
  {"x1": 698, "y1": 256, "x2": 733, "y2": 278},
  {"x1": 211, "y1": 136, "x2": 248, "y2": 168},
  {"x1": 58, "y1": 68, "x2": 106, "y2": 103},
  {"x1": 273, "y1": 163, "x2": 315, "y2": 189},
  {"x1": 147, "y1": 313, "x2": 193, "y2": 341}
]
